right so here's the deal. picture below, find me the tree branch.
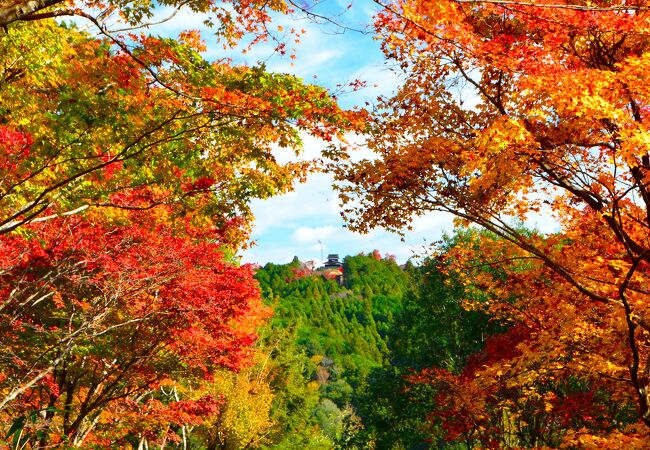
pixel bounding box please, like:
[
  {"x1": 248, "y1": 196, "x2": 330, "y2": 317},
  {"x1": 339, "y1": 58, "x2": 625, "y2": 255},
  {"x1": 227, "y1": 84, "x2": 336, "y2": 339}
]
[{"x1": 0, "y1": 0, "x2": 63, "y2": 28}]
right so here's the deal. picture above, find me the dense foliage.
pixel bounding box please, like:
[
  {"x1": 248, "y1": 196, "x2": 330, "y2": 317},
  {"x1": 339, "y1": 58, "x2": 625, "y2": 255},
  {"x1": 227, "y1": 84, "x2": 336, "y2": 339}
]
[
  {"x1": 0, "y1": 0, "x2": 359, "y2": 444},
  {"x1": 253, "y1": 238, "x2": 646, "y2": 448},
  {"x1": 251, "y1": 247, "x2": 498, "y2": 448},
  {"x1": 254, "y1": 253, "x2": 411, "y2": 448},
  {"x1": 5, "y1": 0, "x2": 650, "y2": 446},
  {"x1": 331, "y1": 0, "x2": 650, "y2": 445}
]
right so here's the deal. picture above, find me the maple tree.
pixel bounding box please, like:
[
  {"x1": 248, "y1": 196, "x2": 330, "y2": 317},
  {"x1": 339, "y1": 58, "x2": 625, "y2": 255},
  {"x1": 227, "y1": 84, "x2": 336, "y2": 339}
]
[
  {"x1": 0, "y1": 202, "x2": 270, "y2": 446},
  {"x1": 332, "y1": 0, "x2": 650, "y2": 443},
  {"x1": 0, "y1": 0, "x2": 286, "y2": 37},
  {"x1": 1, "y1": 20, "x2": 358, "y2": 242},
  {"x1": 0, "y1": 0, "x2": 363, "y2": 441}
]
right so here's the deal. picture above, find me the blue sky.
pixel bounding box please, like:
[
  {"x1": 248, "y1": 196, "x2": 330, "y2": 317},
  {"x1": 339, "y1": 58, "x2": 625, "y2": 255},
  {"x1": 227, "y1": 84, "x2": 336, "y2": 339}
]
[
  {"x1": 84, "y1": 1, "x2": 559, "y2": 266},
  {"x1": 123, "y1": 2, "x2": 460, "y2": 265}
]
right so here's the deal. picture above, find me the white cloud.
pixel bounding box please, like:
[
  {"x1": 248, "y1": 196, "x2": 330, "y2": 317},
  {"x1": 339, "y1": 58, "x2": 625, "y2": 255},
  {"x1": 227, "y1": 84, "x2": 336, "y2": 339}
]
[
  {"x1": 243, "y1": 162, "x2": 455, "y2": 265},
  {"x1": 250, "y1": 171, "x2": 339, "y2": 235},
  {"x1": 293, "y1": 225, "x2": 337, "y2": 244}
]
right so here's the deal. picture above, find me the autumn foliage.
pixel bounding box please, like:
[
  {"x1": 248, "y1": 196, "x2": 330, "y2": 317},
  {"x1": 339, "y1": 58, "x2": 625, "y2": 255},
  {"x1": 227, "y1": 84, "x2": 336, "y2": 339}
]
[
  {"x1": 0, "y1": 204, "x2": 268, "y2": 445},
  {"x1": 0, "y1": 19, "x2": 360, "y2": 241},
  {"x1": 11, "y1": 0, "x2": 650, "y2": 442},
  {"x1": 0, "y1": 0, "x2": 363, "y2": 442},
  {"x1": 330, "y1": 0, "x2": 650, "y2": 445}
]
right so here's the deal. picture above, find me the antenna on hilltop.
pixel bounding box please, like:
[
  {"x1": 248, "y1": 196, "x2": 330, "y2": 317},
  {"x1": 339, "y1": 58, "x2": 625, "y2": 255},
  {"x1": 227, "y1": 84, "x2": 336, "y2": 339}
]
[{"x1": 317, "y1": 240, "x2": 324, "y2": 263}]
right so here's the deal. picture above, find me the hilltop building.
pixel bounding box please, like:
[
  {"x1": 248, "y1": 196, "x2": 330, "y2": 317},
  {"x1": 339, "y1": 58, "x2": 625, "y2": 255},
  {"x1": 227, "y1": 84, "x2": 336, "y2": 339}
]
[
  {"x1": 324, "y1": 254, "x2": 342, "y2": 269},
  {"x1": 318, "y1": 254, "x2": 344, "y2": 286}
]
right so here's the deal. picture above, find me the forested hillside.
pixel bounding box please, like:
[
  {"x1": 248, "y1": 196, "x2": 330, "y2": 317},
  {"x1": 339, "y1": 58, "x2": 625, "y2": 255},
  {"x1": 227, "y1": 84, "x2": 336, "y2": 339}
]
[
  {"x1": 254, "y1": 252, "x2": 411, "y2": 448},
  {"x1": 248, "y1": 245, "x2": 502, "y2": 448},
  {"x1": 248, "y1": 233, "x2": 645, "y2": 448}
]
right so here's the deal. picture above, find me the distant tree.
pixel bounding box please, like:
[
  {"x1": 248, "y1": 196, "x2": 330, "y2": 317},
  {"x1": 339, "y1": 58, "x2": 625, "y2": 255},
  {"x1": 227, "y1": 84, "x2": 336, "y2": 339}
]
[{"x1": 352, "y1": 234, "x2": 501, "y2": 449}]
